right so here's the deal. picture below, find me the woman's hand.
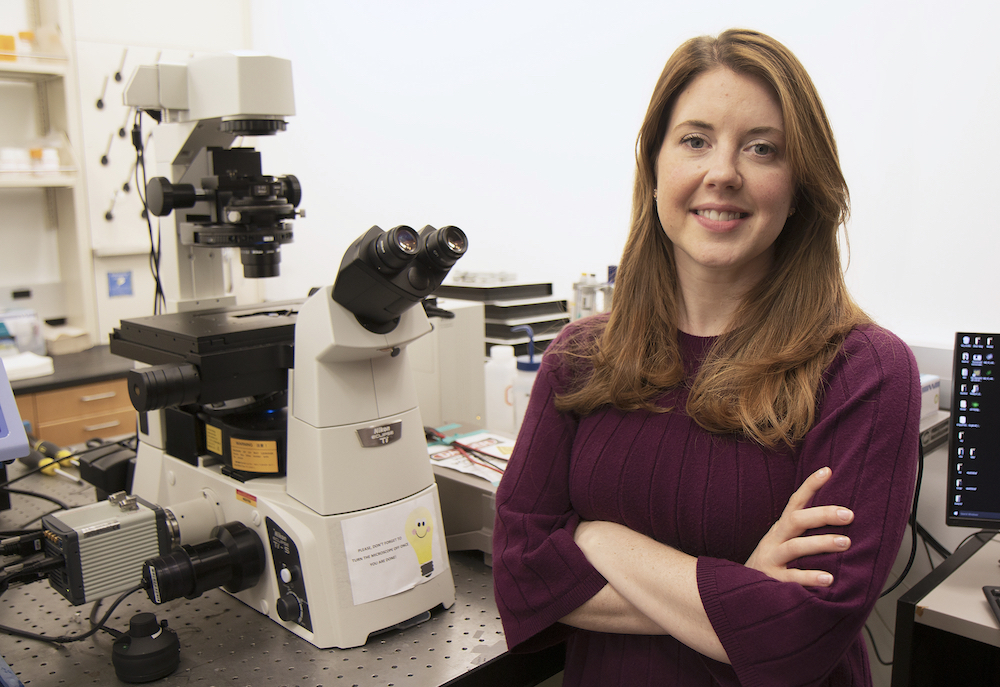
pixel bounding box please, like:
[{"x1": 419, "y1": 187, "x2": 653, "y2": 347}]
[{"x1": 745, "y1": 467, "x2": 854, "y2": 587}]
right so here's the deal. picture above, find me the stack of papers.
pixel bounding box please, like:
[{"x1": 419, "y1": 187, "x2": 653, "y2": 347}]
[
  {"x1": 2, "y1": 350, "x2": 54, "y2": 380},
  {"x1": 427, "y1": 430, "x2": 515, "y2": 483}
]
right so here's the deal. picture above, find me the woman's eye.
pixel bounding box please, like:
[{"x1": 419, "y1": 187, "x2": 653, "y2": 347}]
[
  {"x1": 751, "y1": 143, "x2": 774, "y2": 156},
  {"x1": 683, "y1": 135, "x2": 706, "y2": 149}
]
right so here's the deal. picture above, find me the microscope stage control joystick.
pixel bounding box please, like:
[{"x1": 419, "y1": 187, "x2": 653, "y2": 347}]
[{"x1": 112, "y1": 611, "x2": 181, "y2": 683}]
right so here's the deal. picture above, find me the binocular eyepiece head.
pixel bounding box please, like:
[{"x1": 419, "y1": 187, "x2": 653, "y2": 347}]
[{"x1": 333, "y1": 224, "x2": 468, "y2": 333}]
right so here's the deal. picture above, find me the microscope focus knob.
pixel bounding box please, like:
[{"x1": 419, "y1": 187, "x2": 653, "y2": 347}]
[
  {"x1": 146, "y1": 177, "x2": 198, "y2": 216},
  {"x1": 280, "y1": 174, "x2": 302, "y2": 208},
  {"x1": 276, "y1": 592, "x2": 302, "y2": 622}
]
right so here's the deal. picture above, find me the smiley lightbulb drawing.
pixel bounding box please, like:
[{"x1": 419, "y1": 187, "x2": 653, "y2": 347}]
[{"x1": 405, "y1": 506, "x2": 435, "y2": 577}]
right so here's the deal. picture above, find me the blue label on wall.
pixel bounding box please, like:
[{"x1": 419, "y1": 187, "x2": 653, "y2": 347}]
[{"x1": 108, "y1": 271, "x2": 133, "y2": 297}]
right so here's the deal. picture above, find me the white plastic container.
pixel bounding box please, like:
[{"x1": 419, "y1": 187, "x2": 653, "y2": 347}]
[
  {"x1": 511, "y1": 325, "x2": 541, "y2": 434},
  {"x1": 484, "y1": 345, "x2": 516, "y2": 436},
  {"x1": 512, "y1": 358, "x2": 540, "y2": 434}
]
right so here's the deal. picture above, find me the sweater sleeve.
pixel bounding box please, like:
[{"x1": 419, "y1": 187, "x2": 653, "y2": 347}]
[
  {"x1": 492, "y1": 325, "x2": 609, "y2": 652},
  {"x1": 696, "y1": 326, "x2": 922, "y2": 687}
]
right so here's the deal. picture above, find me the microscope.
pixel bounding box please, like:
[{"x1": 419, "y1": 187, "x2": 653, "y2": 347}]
[{"x1": 35, "y1": 53, "x2": 464, "y2": 649}]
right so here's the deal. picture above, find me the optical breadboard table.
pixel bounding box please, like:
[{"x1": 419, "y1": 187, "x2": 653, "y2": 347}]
[{"x1": 0, "y1": 460, "x2": 562, "y2": 687}]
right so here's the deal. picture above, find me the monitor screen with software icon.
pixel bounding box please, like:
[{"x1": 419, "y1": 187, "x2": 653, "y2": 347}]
[{"x1": 946, "y1": 332, "x2": 1000, "y2": 529}]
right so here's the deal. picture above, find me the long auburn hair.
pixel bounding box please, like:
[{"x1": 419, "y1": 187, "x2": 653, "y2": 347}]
[{"x1": 555, "y1": 29, "x2": 870, "y2": 448}]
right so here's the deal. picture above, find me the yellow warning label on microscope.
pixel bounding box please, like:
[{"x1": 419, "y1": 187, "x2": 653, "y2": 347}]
[
  {"x1": 205, "y1": 424, "x2": 223, "y2": 455},
  {"x1": 230, "y1": 438, "x2": 279, "y2": 472}
]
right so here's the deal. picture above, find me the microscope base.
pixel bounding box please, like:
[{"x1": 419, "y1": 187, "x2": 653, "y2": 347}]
[{"x1": 132, "y1": 446, "x2": 456, "y2": 649}]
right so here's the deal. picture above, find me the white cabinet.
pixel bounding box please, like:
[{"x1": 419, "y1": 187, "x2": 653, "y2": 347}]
[{"x1": 0, "y1": 0, "x2": 97, "y2": 339}]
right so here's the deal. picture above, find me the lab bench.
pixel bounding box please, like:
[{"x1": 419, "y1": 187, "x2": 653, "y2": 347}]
[
  {"x1": 0, "y1": 458, "x2": 564, "y2": 687},
  {"x1": 11, "y1": 346, "x2": 136, "y2": 445}
]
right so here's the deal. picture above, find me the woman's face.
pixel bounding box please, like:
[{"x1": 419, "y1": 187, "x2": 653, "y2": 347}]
[{"x1": 655, "y1": 67, "x2": 795, "y2": 288}]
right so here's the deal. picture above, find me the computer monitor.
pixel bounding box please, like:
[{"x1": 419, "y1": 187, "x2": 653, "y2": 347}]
[
  {"x1": 946, "y1": 332, "x2": 1000, "y2": 528},
  {"x1": 0, "y1": 358, "x2": 28, "y2": 464}
]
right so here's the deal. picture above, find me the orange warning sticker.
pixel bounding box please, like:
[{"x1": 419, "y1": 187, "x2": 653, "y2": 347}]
[
  {"x1": 236, "y1": 489, "x2": 257, "y2": 507},
  {"x1": 230, "y1": 438, "x2": 278, "y2": 472}
]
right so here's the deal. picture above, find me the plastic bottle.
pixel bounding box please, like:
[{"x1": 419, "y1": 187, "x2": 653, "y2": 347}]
[
  {"x1": 596, "y1": 265, "x2": 617, "y2": 314},
  {"x1": 572, "y1": 273, "x2": 599, "y2": 320},
  {"x1": 484, "y1": 344, "x2": 516, "y2": 436},
  {"x1": 511, "y1": 326, "x2": 541, "y2": 434}
]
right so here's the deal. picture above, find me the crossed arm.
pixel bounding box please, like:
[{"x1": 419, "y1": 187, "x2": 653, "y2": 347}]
[{"x1": 560, "y1": 466, "x2": 854, "y2": 664}]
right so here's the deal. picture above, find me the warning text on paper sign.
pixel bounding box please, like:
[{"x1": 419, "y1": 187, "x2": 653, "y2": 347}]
[{"x1": 351, "y1": 535, "x2": 410, "y2": 568}]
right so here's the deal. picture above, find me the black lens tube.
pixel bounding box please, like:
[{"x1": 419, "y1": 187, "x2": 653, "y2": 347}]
[
  {"x1": 143, "y1": 522, "x2": 265, "y2": 604},
  {"x1": 240, "y1": 245, "x2": 282, "y2": 278},
  {"x1": 128, "y1": 364, "x2": 201, "y2": 412}
]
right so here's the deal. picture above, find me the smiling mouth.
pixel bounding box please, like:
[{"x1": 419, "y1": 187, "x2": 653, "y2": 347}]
[{"x1": 693, "y1": 209, "x2": 749, "y2": 221}]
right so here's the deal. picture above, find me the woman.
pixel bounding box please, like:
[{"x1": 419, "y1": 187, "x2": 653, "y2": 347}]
[{"x1": 492, "y1": 28, "x2": 920, "y2": 687}]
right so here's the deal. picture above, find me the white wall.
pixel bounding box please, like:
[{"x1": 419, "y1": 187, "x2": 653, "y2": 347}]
[{"x1": 249, "y1": 0, "x2": 1000, "y2": 355}]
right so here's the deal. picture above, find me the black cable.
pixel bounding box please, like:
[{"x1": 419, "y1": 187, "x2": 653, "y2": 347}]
[
  {"x1": 880, "y1": 440, "x2": 924, "y2": 599},
  {"x1": 921, "y1": 535, "x2": 936, "y2": 570},
  {"x1": 0, "y1": 450, "x2": 77, "y2": 489},
  {"x1": 19, "y1": 507, "x2": 66, "y2": 529},
  {"x1": 451, "y1": 439, "x2": 507, "y2": 471},
  {"x1": 0, "y1": 531, "x2": 44, "y2": 558},
  {"x1": 0, "y1": 550, "x2": 43, "y2": 573},
  {"x1": 422, "y1": 302, "x2": 456, "y2": 319},
  {"x1": 132, "y1": 110, "x2": 165, "y2": 315},
  {"x1": 0, "y1": 529, "x2": 40, "y2": 539},
  {"x1": 0, "y1": 436, "x2": 137, "y2": 491},
  {"x1": 3, "y1": 488, "x2": 70, "y2": 511},
  {"x1": 914, "y1": 521, "x2": 952, "y2": 560},
  {"x1": 0, "y1": 555, "x2": 64, "y2": 597},
  {"x1": 0, "y1": 583, "x2": 143, "y2": 644},
  {"x1": 956, "y1": 529, "x2": 998, "y2": 552},
  {"x1": 88, "y1": 597, "x2": 124, "y2": 639},
  {"x1": 863, "y1": 623, "x2": 892, "y2": 666}
]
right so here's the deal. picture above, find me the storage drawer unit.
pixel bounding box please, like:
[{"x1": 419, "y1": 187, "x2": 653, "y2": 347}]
[
  {"x1": 20, "y1": 378, "x2": 134, "y2": 445},
  {"x1": 15, "y1": 393, "x2": 37, "y2": 437}
]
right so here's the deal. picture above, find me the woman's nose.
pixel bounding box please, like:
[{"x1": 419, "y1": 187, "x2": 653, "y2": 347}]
[{"x1": 703, "y1": 151, "x2": 742, "y2": 190}]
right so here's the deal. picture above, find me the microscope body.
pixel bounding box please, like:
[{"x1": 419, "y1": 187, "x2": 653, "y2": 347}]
[
  {"x1": 125, "y1": 52, "x2": 299, "y2": 310},
  {"x1": 105, "y1": 52, "x2": 459, "y2": 649},
  {"x1": 123, "y1": 291, "x2": 456, "y2": 649}
]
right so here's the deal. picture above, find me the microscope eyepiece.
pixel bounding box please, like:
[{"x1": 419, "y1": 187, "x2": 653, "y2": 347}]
[
  {"x1": 419, "y1": 225, "x2": 467, "y2": 270},
  {"x1": 371, "y1": 225, "x2": 419, "y2": 273}
]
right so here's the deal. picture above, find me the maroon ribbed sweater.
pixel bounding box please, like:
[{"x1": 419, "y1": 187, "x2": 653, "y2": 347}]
[{"x1": 492, "y1": 319, "x2": 920, "y2": 686}]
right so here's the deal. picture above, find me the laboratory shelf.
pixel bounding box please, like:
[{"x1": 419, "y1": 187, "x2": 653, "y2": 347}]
[
  {"x1": 0, "y1": 171, "x2": 76, "y2": 188},
  {"x1": 0, "y1": 56, "x2": 67, "y2": 81}
]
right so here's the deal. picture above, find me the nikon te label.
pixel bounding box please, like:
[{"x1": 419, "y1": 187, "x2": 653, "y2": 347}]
[{"x1": 357, "y1": 421, "x2": 402, "y2": 447}]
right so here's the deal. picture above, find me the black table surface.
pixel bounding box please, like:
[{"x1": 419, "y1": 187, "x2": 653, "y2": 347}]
[{"x1": 11, "y1": 345, "x2": 135, "y2": 395}]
